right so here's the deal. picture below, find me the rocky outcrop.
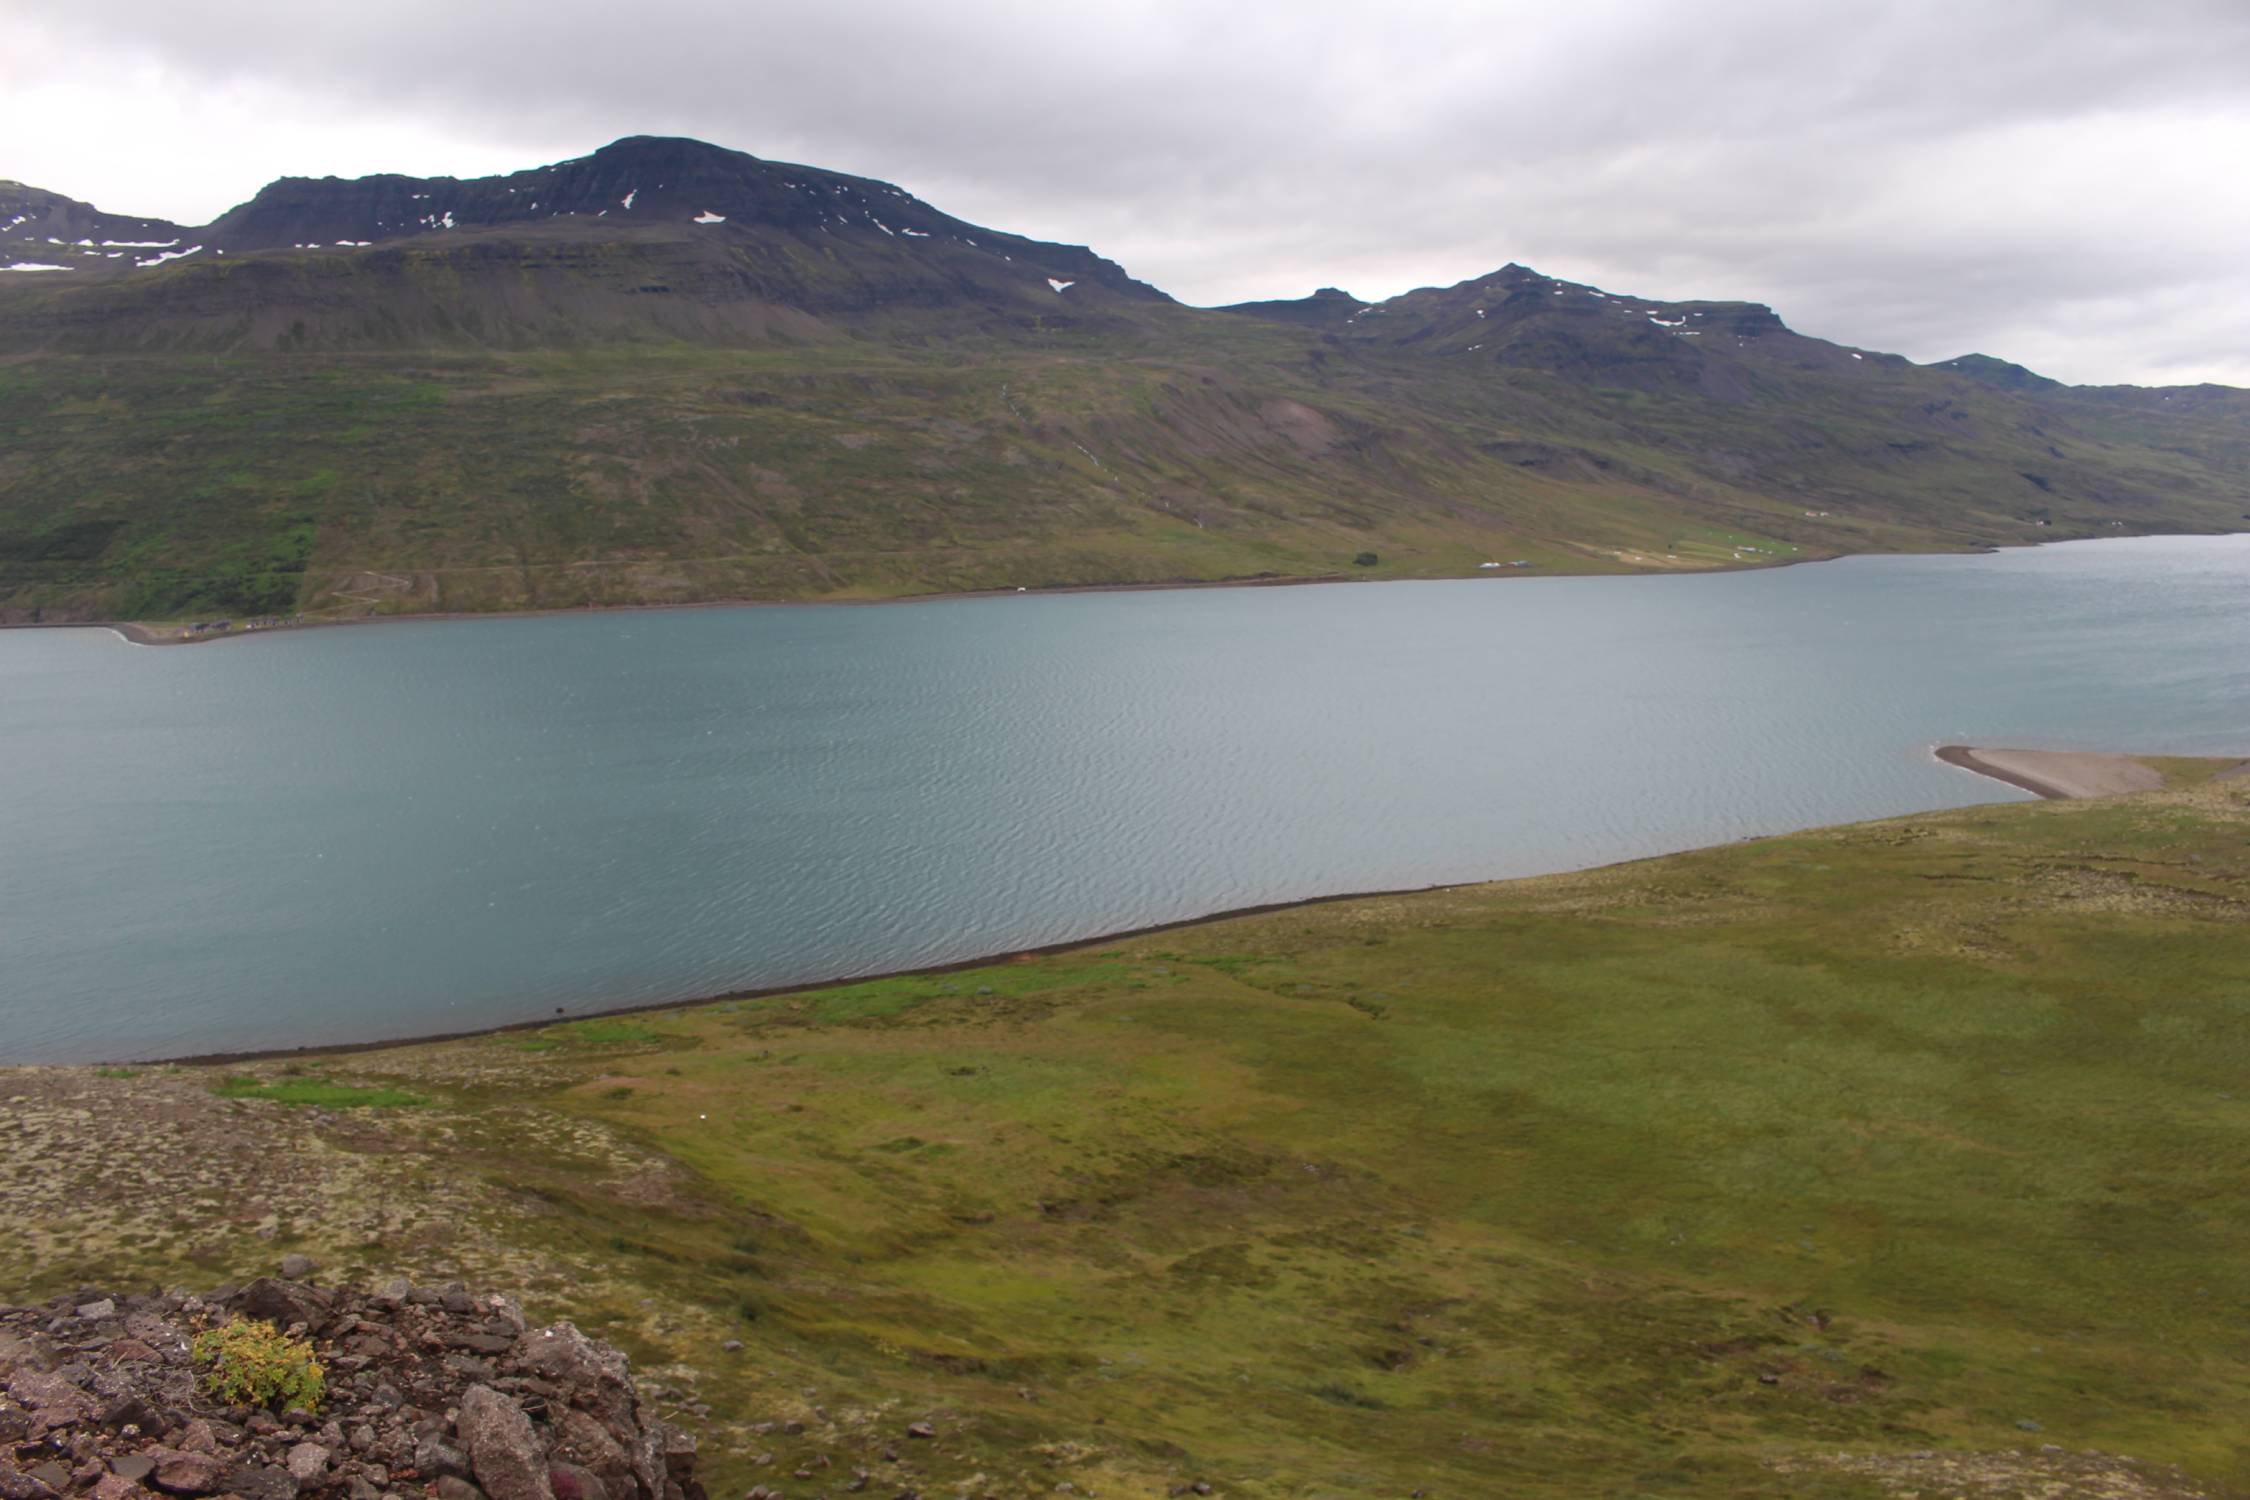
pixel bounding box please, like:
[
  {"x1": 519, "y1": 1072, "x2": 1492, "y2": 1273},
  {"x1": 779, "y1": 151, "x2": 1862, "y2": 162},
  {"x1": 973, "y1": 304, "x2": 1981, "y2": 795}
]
[{"x1": 0, "y1": 1275, "x2": 702, "y2": 1500}]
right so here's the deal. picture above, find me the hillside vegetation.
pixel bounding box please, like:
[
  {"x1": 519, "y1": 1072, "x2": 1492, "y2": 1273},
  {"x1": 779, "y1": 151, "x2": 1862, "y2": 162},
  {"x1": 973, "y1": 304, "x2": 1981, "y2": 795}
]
[
  {"x1": 1, "y1": 137, "x2": 2246, "y2": 625},
  {"x1": 8, "y1": 765, "x2": 2248, "y2": 1497}
]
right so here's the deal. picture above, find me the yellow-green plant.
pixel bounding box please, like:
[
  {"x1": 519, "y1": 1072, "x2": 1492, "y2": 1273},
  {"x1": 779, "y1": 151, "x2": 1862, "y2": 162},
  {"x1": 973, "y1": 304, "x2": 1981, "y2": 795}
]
[{"x1": 190, "y1": 1318, "x2": 325, "y2": 1412}]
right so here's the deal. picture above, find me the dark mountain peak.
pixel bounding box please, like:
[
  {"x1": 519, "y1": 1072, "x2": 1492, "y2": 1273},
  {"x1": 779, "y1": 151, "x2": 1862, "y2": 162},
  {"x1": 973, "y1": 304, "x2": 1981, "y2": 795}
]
[
  {"x1": 201, "y1": 132, "x2": 946, "y2": 255},
  {"x1": 166, "y1": 133, "x2": 1167, "y2": 302},
  {"x1": 581, "y1": 134, "x2": 761, "y2": 171},
  {"x1": 1, "y1": 182, "x2": 193, "y2": 272},
  {"x1": 593, "y1": 133, "x2": 739, "y2": 156},
  {"x1": 1936, "y1": 353, "x2": 2060, "y2": 391},
  {"x1": 1, "y1": 134, "x2": 1171, "y2": 346},
  {"x1": 1217, "y1": 285, "x2": 1367, "y2": 328}
]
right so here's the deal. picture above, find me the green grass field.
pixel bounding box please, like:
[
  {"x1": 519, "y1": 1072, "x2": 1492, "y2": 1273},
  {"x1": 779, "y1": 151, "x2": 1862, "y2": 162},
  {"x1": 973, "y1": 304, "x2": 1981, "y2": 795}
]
[
  {"x1": 7, "y1": 766, "x2": 2247, "y2": 1497},
  {"x1": 4, "y1": 306, "x2": 2246, "y2": 629}
]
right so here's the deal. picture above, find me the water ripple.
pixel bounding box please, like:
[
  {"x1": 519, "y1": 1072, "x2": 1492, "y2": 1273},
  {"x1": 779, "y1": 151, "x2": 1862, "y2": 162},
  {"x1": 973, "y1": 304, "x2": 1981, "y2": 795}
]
[{"x1": 1, "y1": 534, "x2": 2246, "y2": 1061}]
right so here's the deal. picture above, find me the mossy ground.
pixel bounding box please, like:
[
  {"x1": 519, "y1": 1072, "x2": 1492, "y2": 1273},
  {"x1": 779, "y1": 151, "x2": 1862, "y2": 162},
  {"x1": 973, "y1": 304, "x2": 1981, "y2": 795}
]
[{"x1": 6, "y1": 767, "x2": 2246, "y2": 1497}]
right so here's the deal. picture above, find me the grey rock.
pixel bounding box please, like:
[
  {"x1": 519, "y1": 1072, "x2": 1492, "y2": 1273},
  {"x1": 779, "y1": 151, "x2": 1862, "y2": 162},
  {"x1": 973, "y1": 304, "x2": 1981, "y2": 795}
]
[
  {"x1": 111, "y1": 1458, "x2": 157, "y2": 1484},
  {"x1": 547, "y1": 1410, "x2": 630, "y2": 1500},
  {"x1": 508, "y1": 1325, "x2": 635, "y2": 1434},
  {"x1": 655, "y1": 1427, "x2": 695, "y2": 1483},
  {"x1": 230, "y1": 1281, "x2": 328, "y2": 1338},
  {"x1": 284, "y1": 1445, "x2": 330, "y2": 1484},
  {"x1": 413, "y1": 1436, "x2": 472, "y2": 1481},
  {"x1": 218, "y1": 1462, "x2": 298, "y2": 1500},
  {"x1": 434, "y1": 1480, "x2": 486, "y2": 1500},
  {"x1": 148, "y1": 1449, "x2": 227, "y2": 1495},
  {"x1": 278, "y1": 1256, "x2": 318, "y2": 1282},
  {"x1": 514, "y1": 1325, "x2": 663, "y2": 1500},
  {"x1": 545, "y1": 1463, "x2": 606, "y2": 1500},
  {"x1": 7, "y1": 1369, "x2": 88, "y2": 1416},
  {"x1": 0, "y1": 1468, "x2": 60, "y2": 1500},
  {"x1": 456, "y1": 1387, "x2": 552, "y2": 1500},
  {"x1": 0, "y1": 1332, "x2": 51, "y2": 1373},
  {"x1": 75, "y1": 1301, "x2": 117, "y2": 1322}
]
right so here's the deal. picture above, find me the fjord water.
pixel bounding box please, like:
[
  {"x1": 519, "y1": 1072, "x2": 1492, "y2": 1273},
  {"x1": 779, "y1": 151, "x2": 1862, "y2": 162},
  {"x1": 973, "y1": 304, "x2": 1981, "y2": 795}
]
[{"x1": 4, "y1": 534, "x2": 2246, "y2": 1063}]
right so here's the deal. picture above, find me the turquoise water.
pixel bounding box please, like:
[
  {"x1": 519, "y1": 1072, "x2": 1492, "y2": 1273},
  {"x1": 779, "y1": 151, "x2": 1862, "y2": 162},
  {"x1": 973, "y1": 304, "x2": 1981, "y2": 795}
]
[{"x1": 3, "y1": 533, "x2": 2246, "y2": 1063}]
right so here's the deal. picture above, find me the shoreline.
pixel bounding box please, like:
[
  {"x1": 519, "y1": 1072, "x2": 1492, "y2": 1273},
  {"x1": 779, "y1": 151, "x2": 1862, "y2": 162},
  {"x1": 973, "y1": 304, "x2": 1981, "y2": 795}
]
[
  {"x1": 27, "y1": 739, "x2": 2234, "y2": 1069},
  {"x1": 13, "y1": 570, "x2": 1369, "y2": 649},
  {"x1": 13, "y1": 526, "x2": 2239, "y2": 651},
  {"x1": 1930, "y1": 744, "x2": 2239, "y2": 801},
  {"x1": 5, "y1": 528, "x2": 2241, "y2": 651},
  {"x1": 0, "y1": 551, "x2": 1993, "y2": 650},
  {"x1": 1936, "y1": 745, "x2": 2072, "y2": 800},
  {"x1": 124, "y1": 879, "x2": 1464, "y2": 1068}
]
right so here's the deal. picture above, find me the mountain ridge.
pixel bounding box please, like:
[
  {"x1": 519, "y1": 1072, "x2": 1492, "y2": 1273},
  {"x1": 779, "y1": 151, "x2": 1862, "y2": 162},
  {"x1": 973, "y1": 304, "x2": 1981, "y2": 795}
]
[
  {"x1": 1, "y1": 136, "x2": 1164, "y2": 308},
  {"x1": 0, "y1": 134, "x2": 2243, "y2": 625},
  {"x1": 2, "y1": 134, "x2": 2236, "y2": 399}
]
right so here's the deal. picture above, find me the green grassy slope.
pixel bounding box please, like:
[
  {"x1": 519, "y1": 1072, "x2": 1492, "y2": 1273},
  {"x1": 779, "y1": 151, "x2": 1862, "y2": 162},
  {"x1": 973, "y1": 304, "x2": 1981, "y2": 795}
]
[
  {"x1": 1, "y1": 218, "x2": 2246, "y2": 625},
  {"x1": 12, "y1": 766, "x2": 2248, "y2": 1497},
  {"x1": 3, "y1": 313, "x2": 2245, "y2": 625}
]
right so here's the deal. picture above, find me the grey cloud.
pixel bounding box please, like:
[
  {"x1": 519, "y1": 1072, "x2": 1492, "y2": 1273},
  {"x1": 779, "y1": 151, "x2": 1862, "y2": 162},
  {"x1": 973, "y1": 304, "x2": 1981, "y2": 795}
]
[{"x1": 9, "y1": 0, "x2": 2250, "y2": 383}]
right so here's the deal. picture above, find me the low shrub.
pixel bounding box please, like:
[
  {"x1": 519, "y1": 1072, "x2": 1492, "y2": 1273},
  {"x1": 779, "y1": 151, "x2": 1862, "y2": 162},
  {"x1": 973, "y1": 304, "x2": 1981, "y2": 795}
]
[{"x1": 191, "y1": 1318, "x2": 326, "y2": 1412}]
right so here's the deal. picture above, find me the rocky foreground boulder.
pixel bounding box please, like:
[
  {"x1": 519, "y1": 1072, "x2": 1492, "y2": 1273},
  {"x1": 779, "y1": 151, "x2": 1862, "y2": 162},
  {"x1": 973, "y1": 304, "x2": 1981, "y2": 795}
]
[{"x1": 0, "y1": 1275, "x2": 703, "y2": 1500}]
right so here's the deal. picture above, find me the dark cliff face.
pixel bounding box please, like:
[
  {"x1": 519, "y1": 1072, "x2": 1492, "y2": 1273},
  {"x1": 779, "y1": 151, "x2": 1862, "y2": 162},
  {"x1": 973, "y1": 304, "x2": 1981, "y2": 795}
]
[
  {"x1": 205, "y1": 135, "x2": 900, "y2": 248},
  {"x1": 192, "y1": 135, "x2": 1167, "y2": 300},
  {"x1": 0, "y1": 183, "x2": 194, "y2": 271},
  {"x1": 1258, "y1": 262, "x2": 1821, "y2": 400},
  {"x1": 0, "y1": 137, "x2": 1173, "y2": 349}
]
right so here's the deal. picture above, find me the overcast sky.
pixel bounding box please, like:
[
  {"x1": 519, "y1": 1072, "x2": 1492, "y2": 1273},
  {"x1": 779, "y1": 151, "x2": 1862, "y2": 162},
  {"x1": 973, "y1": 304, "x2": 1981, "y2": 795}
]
[{"x1": 5, "y1": 0, "x2": 2247, "y2": 385}]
